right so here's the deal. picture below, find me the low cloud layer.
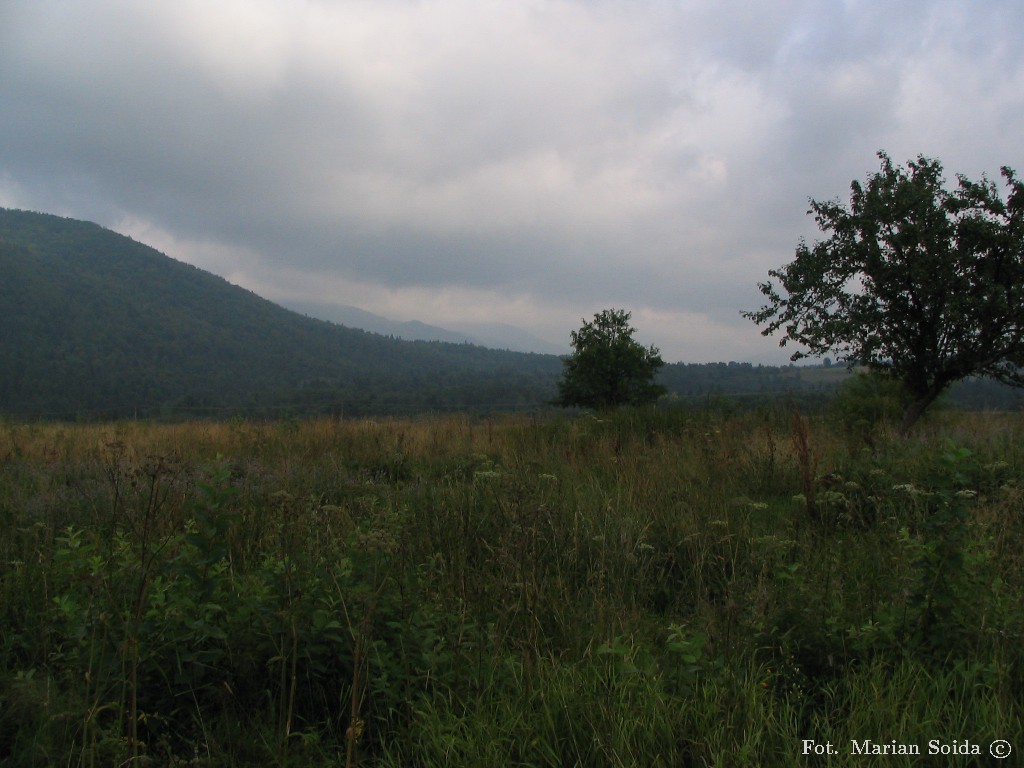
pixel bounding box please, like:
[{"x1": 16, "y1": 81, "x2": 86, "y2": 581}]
[{"x1": 3, "y1": 0, "x2": 1023, "y2": 362}]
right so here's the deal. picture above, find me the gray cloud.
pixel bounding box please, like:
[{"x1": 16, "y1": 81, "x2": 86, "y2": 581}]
[{"x1": 3, "y1": 0, "x2": 1023, "y2": 363}]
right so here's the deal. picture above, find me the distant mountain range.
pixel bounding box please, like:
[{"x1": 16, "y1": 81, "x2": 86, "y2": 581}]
[{"x1": 279, "y1": 299, "x2": 568, "y2": 355}]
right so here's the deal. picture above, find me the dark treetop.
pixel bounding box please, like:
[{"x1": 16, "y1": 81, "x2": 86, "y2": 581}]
[{"x1": 744, "y1": 152, "x2": 1024, "y2": 430}]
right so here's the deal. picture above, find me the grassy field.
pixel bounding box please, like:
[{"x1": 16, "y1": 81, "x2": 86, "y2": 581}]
[{"x1": 1, "y1": 407, "x2": 1022, "y2": 766}]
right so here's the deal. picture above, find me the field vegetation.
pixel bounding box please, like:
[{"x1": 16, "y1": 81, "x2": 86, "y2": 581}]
[{"x1": 1, "y1": 406, "x2": 1022, "y2": 766}]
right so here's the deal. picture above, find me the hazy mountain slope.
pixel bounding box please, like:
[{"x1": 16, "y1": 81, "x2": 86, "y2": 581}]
[
  {"x1": 447, "y1": 322, "x2": 568, "y2": 356},
  {"x1": 281, "y1": 299, "x2": 483, "y2": 346},
  {"x1": 0, "y1": 208, "x2": 562, "y2": 418},
  {"x1": 282, "y1": 299, "x2": 567, "y2": 354}
]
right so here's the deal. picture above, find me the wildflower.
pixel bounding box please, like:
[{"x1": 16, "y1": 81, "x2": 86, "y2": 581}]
[{"x1": 891, "y1": 483, "x2": 932, "y2": 498}]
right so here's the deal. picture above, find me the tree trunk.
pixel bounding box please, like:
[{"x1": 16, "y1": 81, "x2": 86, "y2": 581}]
[{"x1": 899, "y1": 387, "x2": 946, "y2": 434}]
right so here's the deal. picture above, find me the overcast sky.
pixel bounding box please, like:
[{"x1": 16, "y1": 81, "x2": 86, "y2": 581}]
[{"x1": 3, "y1": 1, "x2": 1023, "y2": 363}]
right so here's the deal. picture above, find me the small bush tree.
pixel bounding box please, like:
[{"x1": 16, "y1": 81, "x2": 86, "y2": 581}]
[
  {"x1": 831, "y1": 370, "x2": 908, "y2": 437},
  {"x1": 554, "y1": 309, "x2": 666, "y2": 410}
]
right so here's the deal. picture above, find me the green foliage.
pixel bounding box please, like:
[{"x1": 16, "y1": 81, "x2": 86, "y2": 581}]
[
  {"x1": 1, "y1": 412, "x2": 1022, "y2": 765},
  {"x1": 830, "y1": 369, "x2": 907, "y2": 435},
  {"x1": 900, "y1": 443, "x2": 994, "y2": 655},
  {"x1": 745, "y1": 151, "x2": 1024, "y2": 430},
  {"x1": 555, "y1": 308, "x2": 666, "y2": 409}
]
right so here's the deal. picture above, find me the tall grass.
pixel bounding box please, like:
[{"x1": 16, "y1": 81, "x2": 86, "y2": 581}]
[{"x1": 0, "y1": 408, "x2": 1021, "y2": 765}]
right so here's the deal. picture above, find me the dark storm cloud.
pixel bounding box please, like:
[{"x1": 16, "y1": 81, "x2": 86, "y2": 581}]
[{"x1": 3, "y1": 0, "x2": 1023, "y2": 361}]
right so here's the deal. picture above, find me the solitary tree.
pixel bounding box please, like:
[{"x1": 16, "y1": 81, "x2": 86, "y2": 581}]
[
  {"x1": 744, "y1": 151, "x2": 1024, "y2": 431},
  {"x1": 555, "y1": 308, "x2": 666, "y2": 409}
]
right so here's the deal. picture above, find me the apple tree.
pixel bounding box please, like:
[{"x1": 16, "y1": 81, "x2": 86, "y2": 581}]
[{"x1": 744, "y1": 152, "x2": 1024, "y2": 431}]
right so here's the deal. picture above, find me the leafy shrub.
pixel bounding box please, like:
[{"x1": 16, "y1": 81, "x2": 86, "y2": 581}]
[{"x1": 830, "y1": 370, "x2": 907, "y2": 437}]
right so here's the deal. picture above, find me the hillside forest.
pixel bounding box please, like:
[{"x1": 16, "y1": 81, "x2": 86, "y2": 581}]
[{"x1": 2, "y1": 207, "x2": 1022, "y2": 422}]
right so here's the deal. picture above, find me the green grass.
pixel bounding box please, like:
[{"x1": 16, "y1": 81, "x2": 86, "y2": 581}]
[{"x1": 0, "y1": 408, "x2": 1021, "y2": 766}]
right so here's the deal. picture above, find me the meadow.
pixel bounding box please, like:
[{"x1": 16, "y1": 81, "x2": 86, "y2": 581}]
[{"x1": 0, "y1": 407, "x2": 1021, "y2": 766}]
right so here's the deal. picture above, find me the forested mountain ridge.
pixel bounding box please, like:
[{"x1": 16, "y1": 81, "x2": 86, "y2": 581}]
[
  {"x1": 0, "y1": 208, "x2": 562, "y2": 418},
  {"x1": 2, "y1": 208, "x2": 1018, "y2": 420}
]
